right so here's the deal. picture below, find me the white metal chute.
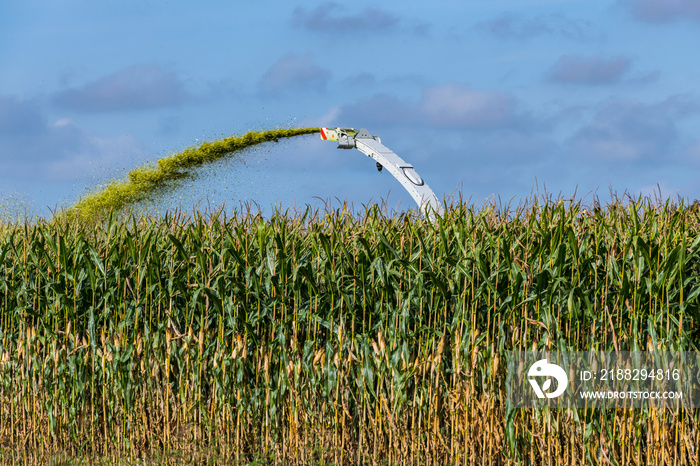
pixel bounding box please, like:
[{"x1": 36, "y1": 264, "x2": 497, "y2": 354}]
[{"x1": 320, "y1": 127, "x2": 442, "y2": 220}]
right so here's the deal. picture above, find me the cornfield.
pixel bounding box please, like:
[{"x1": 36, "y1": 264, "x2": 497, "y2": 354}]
[{"x1": 0, "y1": 196, "x2": 699, "y2": 465}]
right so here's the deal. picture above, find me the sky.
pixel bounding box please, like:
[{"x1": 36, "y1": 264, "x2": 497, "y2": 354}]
[{"x1": 2, "y1": 0, "x2": 700, "y2": 219}]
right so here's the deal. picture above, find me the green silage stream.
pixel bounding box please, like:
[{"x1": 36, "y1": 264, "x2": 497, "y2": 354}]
[{"x1": 65, "y1": 128, "x2": 319, "y2": 221}]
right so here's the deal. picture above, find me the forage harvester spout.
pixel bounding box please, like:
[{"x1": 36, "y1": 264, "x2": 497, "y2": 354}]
[{"x1": 320, "y1": 127, "x2": 442, "y2": 220}]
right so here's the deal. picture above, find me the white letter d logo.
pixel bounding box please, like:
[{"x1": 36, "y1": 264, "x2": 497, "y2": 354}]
[{"x1": 528, "y1": 358, "x2": 568, "y2": 399}]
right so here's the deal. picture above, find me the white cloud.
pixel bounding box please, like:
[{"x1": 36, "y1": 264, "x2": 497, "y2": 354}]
[
  {"x1": 299, "y1": 106, "x2": 341, "y2": 128},
  {"x1": 0, "y1": 96, "x2": 145, "y2": 183},
  {"x1": 478, "y1": 13, "x2": 604, "y2": 41},
  {"x1": 54, "y1": 63, "x2": 188, "y2": 112},
  {"x1": 292, "y1": 3, "x2": 399, "y2": 33},
  {"x1": 420, "y1": 83, "x2": 520, "y2": 129},
  {"x1": 548, "y1": 55, "x2": 632, "y2": 85},
  {"x1": 258, "y1": 54, "x2": 331, "y2": 95},
  {"x1": 339, "y1": 83, "x2": 529, "y2": 130},
  {"x1": 569, "y1": 95, "x2": 700, "y2": 161},
  {"x1": 620, "y1": 0, "x2": 700, "y2": 23}
]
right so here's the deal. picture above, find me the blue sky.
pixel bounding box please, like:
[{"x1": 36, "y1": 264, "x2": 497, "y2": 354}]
[{"x1": 2, "y1": 0, "x2": 700, "y2": 219}]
